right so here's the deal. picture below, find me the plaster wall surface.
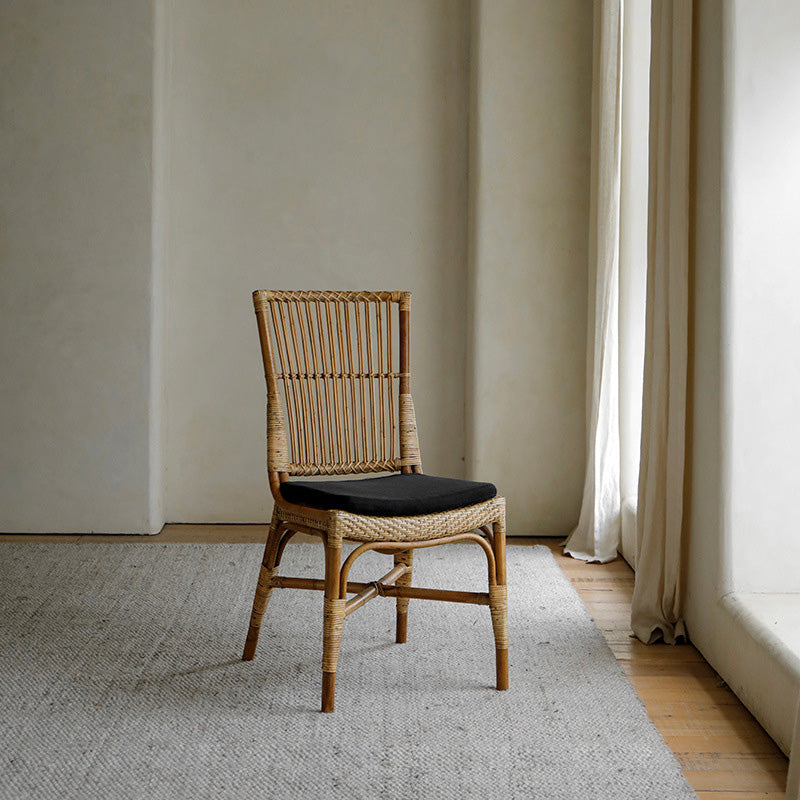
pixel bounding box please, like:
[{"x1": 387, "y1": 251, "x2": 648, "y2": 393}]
[
  {"x1": 685, "y1": 0, "x2": 725, "y2": 652},
  {"x1": 725, "y1": 0, "x2": 800, "y2": 594},
  {"x1": 467, "y1": 0, "x2": 592, "y2": 536},
  {"x1": 162, "y1": 0, "x2": 470, "y2": 522},
  {"x1": 686, "y1": 0, "x2": 800, "y2": 755},
  {"x1": 0, "y1": 1, "x2": 157, "y2": 533},
  {"x1": 1, "y1": 1, "x2": 594, "y2": 537}
]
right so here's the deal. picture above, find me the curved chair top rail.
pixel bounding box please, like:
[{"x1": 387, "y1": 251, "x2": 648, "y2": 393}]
[
  {"x1": 252, "y1": 290, "x2": 421, "y2": 487},
  {"x1": 254, "y1": 290, "x2": 410, "y2": 309}
]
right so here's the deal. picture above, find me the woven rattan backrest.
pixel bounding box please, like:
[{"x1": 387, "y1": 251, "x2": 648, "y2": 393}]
[{"x1": 253, "y1": 290, "x2": 421, "y2": 482}]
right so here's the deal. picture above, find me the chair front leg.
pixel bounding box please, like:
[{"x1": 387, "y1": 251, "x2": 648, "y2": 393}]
[
  {"x1": 489, "y1": 516, "x2": 509, "y2": 690},
  {"x1": 321, "y1": 535, "x2": 345, "y2": 712},
  {"x1": 393, "y1": 549, "x2": 414, "y2": 643},
  {"x1": 243, "y1": 508, "x2": 281, "y2": 661}
]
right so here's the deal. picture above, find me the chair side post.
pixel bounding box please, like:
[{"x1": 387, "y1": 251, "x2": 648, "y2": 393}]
[
  {"x1": 253, "y1": 291, "x2": 289, "y2": 499},
  {"x1": 398, "y1": 293, "x2": 422, "y2": 474}
]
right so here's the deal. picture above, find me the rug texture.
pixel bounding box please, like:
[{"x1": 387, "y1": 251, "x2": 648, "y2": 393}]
[{"x1": 0, "y1": 542, "x2": 696, "y2": 799}]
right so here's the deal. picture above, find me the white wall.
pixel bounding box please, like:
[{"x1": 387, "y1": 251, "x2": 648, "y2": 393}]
[
  {"x1": 725, "y1": 0, "x2": 800, "y2": 594},
  {"x1": 162, "y1": 0, "x2": 471, "y2": 522},
  {"x1": 685, "y1": 0, "x2": 727, "y2": 693},
  {"x1": 686, "y1": 0, "x2": 800, "y2": 755},
  {"x1": 467, "y1": 0, "x2": 592, "y2": 536},
  {"x1": 0, "y1": 0, "x2": 159, "y2": 533},
  {"x1": 1, "y1": 1, "x2": 591, "y2": 536}
]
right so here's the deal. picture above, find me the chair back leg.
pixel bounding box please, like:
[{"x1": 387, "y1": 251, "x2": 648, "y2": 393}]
[
  {"x1": 393, "y1": 550, "x2": 414, "y2": 643},
  {"x1": 242, "y1": 509, "x2": 281, "y2": 661}
]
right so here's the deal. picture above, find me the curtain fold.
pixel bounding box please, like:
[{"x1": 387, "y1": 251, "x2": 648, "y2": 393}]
[
  {"x1": 564, "y1": 0, "x2": 623, "y2": 564},
  {"x1": 630, "y1": 0, "x2": 693, "y2": 645}
]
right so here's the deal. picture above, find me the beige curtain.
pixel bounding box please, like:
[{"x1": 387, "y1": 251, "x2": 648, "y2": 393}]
[
  {"x1": 564, "y1": 0, "x2": 623, "y2": 565},
  {"x1": 630, "y1": 0, "x2": 692, "y2": 645}
]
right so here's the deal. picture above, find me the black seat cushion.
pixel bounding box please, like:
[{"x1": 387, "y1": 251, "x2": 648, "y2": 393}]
[{"x1": 280, "y1": 473, "x2": 497, "y2": 517}]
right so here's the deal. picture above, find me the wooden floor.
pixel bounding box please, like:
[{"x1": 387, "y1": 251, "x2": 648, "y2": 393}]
[
  {"x1": 2, "y1": 526, "x2": 789, "y2": 798},
  {"x1": 536, "y1": 538, "x2": 790, "y2": 800}
]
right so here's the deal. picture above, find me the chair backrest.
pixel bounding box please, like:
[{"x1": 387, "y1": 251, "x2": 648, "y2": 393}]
[{"x1": 252, "y1": 290, "x2": 422, "y2": 493}]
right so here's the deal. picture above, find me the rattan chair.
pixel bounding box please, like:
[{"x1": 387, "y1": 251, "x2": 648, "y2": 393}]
[{"x1": 243, "y1": 290, "x2": 508, "y2": 711}]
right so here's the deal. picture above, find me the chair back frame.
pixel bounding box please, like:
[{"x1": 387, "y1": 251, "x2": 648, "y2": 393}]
[{"x1": 252, "y1": 290, "x2": 422, "y2": 502}]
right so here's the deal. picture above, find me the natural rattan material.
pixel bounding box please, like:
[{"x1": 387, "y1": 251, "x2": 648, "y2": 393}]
[
  {"x1": 243, "y1": 290, "x2": 508, "y2": 712},
  {"x1": 393, "y1": 550, "x2": 414, "y2": 644},
  {"x1": 322, "y1": 598, "x2": 347, "y2": 672},
  {"x1": 323, "y1": 497, "x2": 505, "y2": 544},
  {"x1": 489, "y1": 585, "x2": 509, "y2": 649}
]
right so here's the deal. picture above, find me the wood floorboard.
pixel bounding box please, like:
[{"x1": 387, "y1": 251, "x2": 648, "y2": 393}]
[
  {"x1": 2, "y1": 525, "x2": 789, "y2": 797},
  {"x1": 696, "y1": 794, "x2": 787, "y2": 800},
  {"x1": 541, "y1": 536, "x2": 789, "y2": 799}
]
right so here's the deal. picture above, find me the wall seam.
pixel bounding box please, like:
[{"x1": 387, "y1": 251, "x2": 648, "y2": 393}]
[{"x1": 148, "y1": 0, "x2": 172, "y2": 533}]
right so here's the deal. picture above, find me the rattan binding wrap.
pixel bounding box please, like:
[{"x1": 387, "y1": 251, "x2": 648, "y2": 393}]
[
  {"x1": 322, "y1": 598, "x2": 347, "y2": 672},
  {"x1": 244, "y1": 290, "x2": 508, "y2": 712},
  {"x1": 488, "y1": 585, "x2": 509, "y2": 649}
]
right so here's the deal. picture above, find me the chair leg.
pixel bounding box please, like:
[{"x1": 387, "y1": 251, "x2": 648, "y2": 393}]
[
  {"x1": 321, "y1": 536, "x2": 345, "y2": 712},
  {"x1": 242, "y1": 509, "x2": 281, "y2": 661},
  {"x1": 393, "y1": 549, "x2": 414, "y2": 643},
  {"x1": 489, "y1": 517, "x2": 509, "y2": 690}
]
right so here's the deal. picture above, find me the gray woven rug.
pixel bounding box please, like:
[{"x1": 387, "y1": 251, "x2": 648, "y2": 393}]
[{"x1": 0, "y1": 542, "x2": 696, "y2": 800}]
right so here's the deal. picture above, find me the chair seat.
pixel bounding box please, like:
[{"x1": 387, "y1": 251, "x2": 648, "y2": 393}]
[{"x1": 280, "y1": 473, "x2": 497, "y2": 517}]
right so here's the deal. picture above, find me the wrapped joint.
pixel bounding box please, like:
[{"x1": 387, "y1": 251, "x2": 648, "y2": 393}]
[
  {"x1": 399, "y1": 393, "x2": 421, "y2": 468},
  {"x1": 322, "y1": 597, "x2": 347, "y2": 672},
  {"x1": 266, "y1": 398, "x2": 289, "y2": 472},
  {"x1": 489, "y1": 584, "x2": 508, "y2": 649}
]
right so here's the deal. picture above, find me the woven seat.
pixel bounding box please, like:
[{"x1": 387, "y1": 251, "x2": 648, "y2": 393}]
[
  {"x1": 242, "y1": 290, "x2": 508, "y2": 712},
  {"x1": 281, "y1": 473, "x2": 497, "y2": 516}
]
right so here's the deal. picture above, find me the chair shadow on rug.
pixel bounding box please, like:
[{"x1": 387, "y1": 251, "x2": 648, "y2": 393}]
[{"x1": 242, "y1": 290, "x2": 508, "y2": 712}]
